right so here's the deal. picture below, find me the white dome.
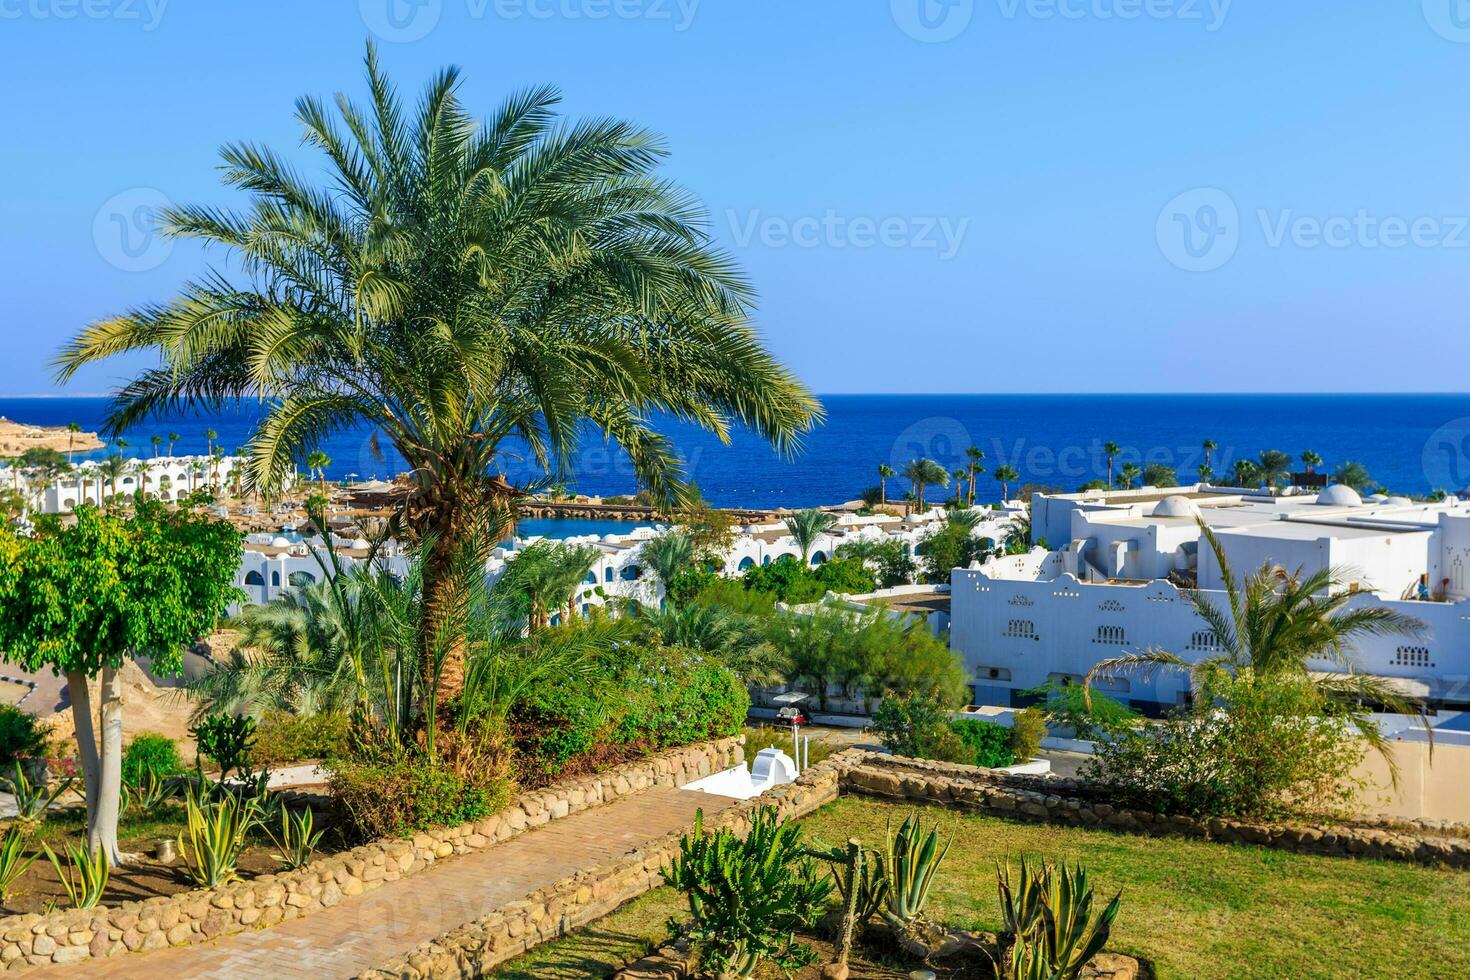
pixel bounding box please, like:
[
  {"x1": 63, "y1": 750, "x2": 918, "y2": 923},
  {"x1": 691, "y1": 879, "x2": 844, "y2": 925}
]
[
  {"x1": 1382, "y1": 496, "x2": 1412, "y2": 507},
  {"x1": 1153, "y1": 495, "x2": 1201, "y2": 519},
  {"x1": 1315, "y1": 484, "x2": 1363, "y2": 507},
  {"x1": 269, "y1": 536, "x2": 292, "y2": 548}
]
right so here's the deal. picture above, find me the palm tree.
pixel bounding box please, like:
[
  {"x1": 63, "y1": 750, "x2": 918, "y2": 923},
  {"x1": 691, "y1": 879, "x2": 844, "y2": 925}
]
[
  {"x1": 204, "y1": 427, "x2": 217, "y2": 463},
  {"x1": 993, "y1": 464, "x2": 1019, "y2": 501},
  {"x1": 965, "y1": 445, "x2": 985, "y2": 506},
  {"x1": 1333, "y1": 461, "x2": 1373, "y2": 493},
  {"x1": 638, "y1": 602, "x2": 785, "y2": 684},
  {"x1": 493, "y1": 541, "x2": 601, "y2": 632},
  {"x1": 1103, "y1": 441, "x2": 1121, "y2": 489},
  {"x1": 903, "y1": 458, "x2": 948, "y2": 512},
  {"x1": 949, "y1": 468, "x2": 968, "y2": 506},
  {"x1": 1087, "y1": 521, "x2": 1425, "y2": 776},
  {"x1": 784, "y1": 508, "x2": 837, "y2": 563},
  {"x1": 1301, "y1": 450, "x2": 1322, "y2": 475},
  {"x1": 1196, "y1": 462, "x2": 1214, "y2": 485},
  {"x1": 56, "y1": 46, "x2": 821, "y2": 704},
  {"x1": 306, "y1": 450, "x2": 332, "y2": 497},
  {"x1": 1232, "y1": 458, "x2": 1261, "y2": 488},
  {"x1": 1202, "y1": 439, "x2": 1216, "y2": 470},
  {"x1": 65, "y1": 422, "x2": 81, "y2": 464},
  {"x1": 1257, "y1": 449, "x2": 1292, "y2": 488},
  {"x1": 1116, "y1": 462, "x2": 1141, "y2": 490},
  {"x1": 149, "y1": 435, "x2": 162, "y2": 459},
  {"x1": 99, "y1": 454, "x2": 127, "y2": 501},
  {"x1": 167, "y1": 432, "x2": 180, "y2": 457},
  {"x1": 640, "y1": 528, "x2": 695, "y2": 599},
  {"x1": 877, "y1": 464, "x2": 895, "y2": 507}
]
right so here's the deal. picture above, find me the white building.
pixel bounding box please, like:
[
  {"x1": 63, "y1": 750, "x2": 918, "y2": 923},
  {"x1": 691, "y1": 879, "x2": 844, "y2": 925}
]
[
  {"x1": 951, "y1": 484, "x2": 1470, "y2": 712},
  {"x1": 3, "y1": 455, "x2": 255, "y2": 513}
]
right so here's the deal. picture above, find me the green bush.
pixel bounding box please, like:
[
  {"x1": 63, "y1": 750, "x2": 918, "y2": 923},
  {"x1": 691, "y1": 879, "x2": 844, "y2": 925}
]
[
  {"x1": 871, "y1": 691, "x2": 959, "y2": 761},
  {"x1": 0, "y1": 705, "x2": 49, "y2": 768},
  {"x1": 329, "y1": 754, "x2": 511, "y2": 840},
  {"x1": 740, "y1": 556, "x2": 875, "y2": 604},
  {"x1": 1010, "y1": 707, "x2": 1047, "y2": 763},
  {"x1": 191, "y1": 714, "x2": 257, "y2": 780},
  {"x1": 1024, "y1": 680, "x2": 1139, "y2": 740},
  {"x1": 121, "y1": 732, "x2": 184, "y2": 787},
  {"x1": 252, "y1": 710, "x2": 349, "y2": 767},
  {"x1": 950, "y1": 718, "x2": 1015, "y2": 768}
]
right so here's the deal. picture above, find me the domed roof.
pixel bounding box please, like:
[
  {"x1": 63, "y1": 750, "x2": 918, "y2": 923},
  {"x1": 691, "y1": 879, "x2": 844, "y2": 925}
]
[
  {"x1": 269, "y1": 536, "x2": 292, "y2": 548},
  {"x1": 1315, "y1": 484, "x2": 1363, "y2": 507},
  {"x1": 1382, "y1": 496, "x2": 1412, "y2": 507},
  {"x1": 1153, "y1": 495, "x2": 1201, "y2": 519}
]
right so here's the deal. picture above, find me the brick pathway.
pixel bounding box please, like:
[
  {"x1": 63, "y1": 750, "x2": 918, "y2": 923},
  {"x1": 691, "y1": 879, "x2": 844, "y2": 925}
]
[{"x1": 30, "y1": 786, "x2": 732, "y2": 979}]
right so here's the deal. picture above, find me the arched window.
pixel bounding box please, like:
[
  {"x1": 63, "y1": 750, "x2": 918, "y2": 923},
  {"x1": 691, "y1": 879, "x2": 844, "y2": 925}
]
[
  {"x1": 1392, "y1": 646, "x2": 1434, "y2": 669},
  {"x1": 288, "y1": 571, "x2": 315, "y2": 587},
  {"x1": 604, "y1": 567, "x2": 614, "y2": 583},
  {"x1": 810, "y1": 551, "x2": 827, "y2": 566},
  {"x1": 620, "y1": 565, "x2": 641, "y2": 581},
  {"x1": 762, "y1": 554, "x2": 772, "y2": 566},
  {"x1": 1004, "y1": 619, "x2": 1037, "y2": 640},
  {"x1": 1093, "y1": 625, "x2": 1126, "y2": 645},
  {"x1": 1454, "y1": 557, "x2": 1465, "y2": 593},
  {"x1": 584, "y1": 570, "x2": 597, "y2": 585},
  {"x1": 738, "y1": 556, "x2": 755, "y2": 571},
  {"x1": 243, "y1": 570, "x2": 264, "y2": 586},
  {"x1": 271, "y1": 570, "x2": 281, "y2": 587},
  {"x1": 1188, "y1": 630, "x2": 1220, "y2": 651}
]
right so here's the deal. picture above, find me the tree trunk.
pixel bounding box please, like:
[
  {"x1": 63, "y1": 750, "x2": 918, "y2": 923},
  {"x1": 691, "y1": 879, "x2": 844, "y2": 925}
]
[
  {"x1": 92, "y1": 666, "x2": 126, "y2": 864},
  {"x1": 66, "y1": 669, "x2": 100, "y2": 836},
  {"x1": 419, "y1": 517, "x2": 472, "y2": 717}
]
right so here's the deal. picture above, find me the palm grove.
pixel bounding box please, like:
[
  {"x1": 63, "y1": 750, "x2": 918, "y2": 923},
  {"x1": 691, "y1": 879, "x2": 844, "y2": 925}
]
[{"x1": 27, "y1": 48, "x2": 822, "y2": 862}]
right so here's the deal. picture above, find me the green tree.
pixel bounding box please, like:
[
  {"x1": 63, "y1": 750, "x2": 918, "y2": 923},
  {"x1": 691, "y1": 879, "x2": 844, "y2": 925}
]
[
  {"x1": 903, "y1": 458, "x2": 948, "y2": 512},
  {"x1": 1102, "y1": 441, "x2": 1121, "y2": 489},
  {"x1": 784, "y1": 508, "x2": 837, "y2": 563},
  {"x1": 916, "y1": 514, "x2": 994, "y2": 583},
  {"x1": 877, "y1": 463, "x2": 895, "y2": 507},
  {"x1": 993, "y1": 464, "x2": 1019, "y2": 502},
  {"x1": 56, "y1": 47, "x2": 821, "y2": 707},
  {"x1": 1141, "y1": 463, "x2": 1177, "y2": 488},
  {"x1": 65, "y1": 421, "x2": 81, "y2": 464},
  {"x1": 1333, "y1": 460, "x2": 1373, "y2": 493},
  {"x1": 1115, "y1": 463, "x2": 1141, "y2": 490},
  {"x1": 641, "y1": 528, "x2": 695, "y2": 600},
  {"x1": 167, "y1": 432, "x2": 180, "y2": 458},
  {"x1": 1231, "y1": 458, "x2": 1261, "y2": 488},
  {"x1": 639, "y1": 602, "x2": 785, "y2": 684},
  {"x1": 1257, "y1": 449, "x2": 1292, "y2": 487},
  {"x1": 1301, "y1": 450, "x2": 1322, "y2": 474},
  {"x1": 965, "y1": 445, "x2": 985, "y2": 506},
  {"x1": 0, "y1": 502, "x2": 241, "y2": 862},
  {"x1": 99, "y1": 453, "x2": 128, "y2": 501},
  {"x1": 306, "y1": 450, "x2": 332, "y2": 497},
  {"x1": 1196, "y1": 462, "x2": 1213, "y2": 484},
  {"x1": 149, "y1": 435, "x2": 162, "y2": 459},
  {"x1": 1201, "y1": 439, "x2": 1216, "y2": 470}
]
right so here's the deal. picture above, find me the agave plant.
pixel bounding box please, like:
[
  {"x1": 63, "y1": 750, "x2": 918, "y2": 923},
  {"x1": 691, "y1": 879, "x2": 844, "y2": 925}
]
[
  {"x1": 662, "y1": 807, "x2": 831, "y2": 978},
  {"x1": 882, "y1": 813, "x2": 951, "y2": 925},
  {"x1": 124, "y1": 768, "x2": 174, "y2": 814},
  {"x1": 997, "y1": 857, "x2": 1122, "y2": 980},
  {"x1": 177, "y1": 783, "x2": 261, "y2": 888},
  {"x1": 0, "y1": 826, "x2": 37, "y2": 901},
  {"x1": 43, "y1": 843, "x2": 108, "y2": 909},
  {"x1": 7, "y1": 763, "x2": 72, "y2": 828},
  {"x1": 266, "y1": 807, "x2": 325, "y2": 871}
]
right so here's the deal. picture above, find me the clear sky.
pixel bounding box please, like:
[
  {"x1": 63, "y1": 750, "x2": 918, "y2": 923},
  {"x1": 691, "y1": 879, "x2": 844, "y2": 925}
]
[{"x1": 3, "y1": 1, "x2": 1470, "y2": 395}]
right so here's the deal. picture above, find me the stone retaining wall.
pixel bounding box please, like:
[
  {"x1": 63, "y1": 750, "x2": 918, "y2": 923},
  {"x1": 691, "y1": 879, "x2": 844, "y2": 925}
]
[
  {"x1": 357, "y1": 751, "x2": 856, "y2": 979},
  {"x1": 0, "y1": 737, "x2": 743, "y2": 972},
  {"x1": 842, "y1": 754, "x2": 1470, "y2": 868}
]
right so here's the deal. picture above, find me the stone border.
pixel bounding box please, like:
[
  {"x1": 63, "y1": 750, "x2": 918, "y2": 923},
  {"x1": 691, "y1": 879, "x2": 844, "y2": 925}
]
[
  {"x1": 842, "y1": 754, "x2": 1470, "y2": 868},
  {"x1": 357, "y1": 751, "x2": 856, "y2": 979},
  {"x1": 0, "y1": 737, "x2": 743, "y2": 972}
]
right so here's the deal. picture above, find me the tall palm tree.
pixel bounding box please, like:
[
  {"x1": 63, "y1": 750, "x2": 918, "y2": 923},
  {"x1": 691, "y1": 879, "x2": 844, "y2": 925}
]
[
  {"x1": 1087, "y1": 522, "x2": 1425, "y2": 773},
  {"x1": 306, "y1": 450, "x2": 332, "y2": 497},
  {"x1": 167, "y1": 432, "x2": 180, "y2": 457},
  {"x1": 1257, "y1": 449, "x2": 1292, "y2": 488},
  {"x1": 65, "y1": 422, "x2": 81, "y2": 464},
  {"x1": 56, "y1": 46, "x2": 821, "y2": 703},
  {"x1": 1301, "y1": 450, "x2": 1322, "y2": 475},
  {"x1": 784, "y1": 508, "x2": 837, "y2": 563},
  {"x1": 638, "y1": 602, "x2": 785, "y2": 684},
  {"x1": 204, "y1": 428, "x2": 218, "y2": 463},
  {"x1": 903, "y1": 458, "x2": 948, "y2": 512},
  {"x1": 993, "y1": 464, "x2": 1019, "y2": 501},
  {"x1": 493, "y1": 540, "x2": 600, "y2": 632},
  {"x1": 950, "y1": 468, "x2": 968, "y2": 506},
  {"x1": 1333, "y1": 460, "x2": 1373, "y2": 493},
  {"x1": 877, "y1": 463, "x2": 895, "y2": 507},
  {"x1": 640, "y1": 527, "x2": 695, "y2": 598},
  {"x1": 1103, "y1": 441, "x2": 1121, "y2": 489},
  {"x1": 1201, "y1": 439, "x2": 1216, "y2": 470},
  {"x1": 965, "y1": 445, "x2": 985, "y2": 506},
  {"x1": 1232, "y1": 458, "x2": 1261, "y2": 488},
  {"x1": 1116, "y1": 462, "x2": 1141, "y2": 490},
  {"x1": 1196, "y1": 462, "x2": 1214, "y2": 485},
  {"x1": 99, "y1": 453, "x2": 127, "y2": 501},
  {"x1": 149, "y1": 435, "x2": 162, "y2": 459}
]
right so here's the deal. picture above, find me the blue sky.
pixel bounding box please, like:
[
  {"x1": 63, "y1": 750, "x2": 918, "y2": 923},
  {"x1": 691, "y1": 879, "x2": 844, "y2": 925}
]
[{"x1": 3, "y1": 1, "x2": 1470, "y2": 395}]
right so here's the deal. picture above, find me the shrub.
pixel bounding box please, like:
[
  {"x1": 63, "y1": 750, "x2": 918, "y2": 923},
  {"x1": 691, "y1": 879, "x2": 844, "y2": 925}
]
[
  {"x1": 0, "y1": 705, "x2": 49, "y2": 768},
  {"x1": 871, "y1": 691, "x2": 955, "y2": 761},
  {"x1": 883, "y1": 812, "x2": 950, "y2": 925},
  {"x1": 997, "y1": 856, "x2": 1121, "y2": 980},
  {"x1": 121, "y1": 732, "x2": 184, "y2": 787},
  {"x1": 252, "y1": 710, "x2": 349, "y2": 767},
  {"x1": 1024, "y1": 680, "x2": 1139, "y2": 741},
  {"x1": 329, "y1": 754, "x2": 511, "y2": 840},
  {"x1": 662, "y1": 807, "x2": 831, "y2": 977},
  {"x1": 1010, "y1": 707, "x2": 1047, "y2": 763},
  {"x1": 177, "y1": 783, "x2": 260, "y2": 887},
  {"x1": 0, "y1": 826, "x2": 36, "y2": 901},
  {"x1": 43, "y1": 843, "x2": 108, "y2": 909},
  {"x1": 191, "y1": 714, "x2": 257, "y2": 781},
  {"x1": 950, "y1": 718, "x2": 1014, "y2": 768}
]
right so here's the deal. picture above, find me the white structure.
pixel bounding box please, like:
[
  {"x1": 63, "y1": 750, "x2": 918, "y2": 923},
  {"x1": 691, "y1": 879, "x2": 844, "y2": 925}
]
[
  {"x1": 682, "y1": 747, "x2": 798, "y2": 800},
  {"x1": 952, "y1": 484, "x2": 1470, "y2": 712},
  {"x1": 3, "y1": 455, "x2": 257, "y2": 513}
]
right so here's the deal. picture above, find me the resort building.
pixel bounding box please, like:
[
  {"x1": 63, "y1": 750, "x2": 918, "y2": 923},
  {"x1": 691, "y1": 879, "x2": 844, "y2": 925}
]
[
  {"x1": 3, "y1": 454, "x2": 256, "y2": 512},
  {"x1": 951, "y1": 484, "x2": 1470, "y2": 712}
]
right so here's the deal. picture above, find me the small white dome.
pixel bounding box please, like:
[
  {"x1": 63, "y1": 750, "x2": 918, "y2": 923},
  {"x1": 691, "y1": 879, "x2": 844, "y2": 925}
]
[
  {"x1": 350, "y1": 537, "x2": 370, "y2": 549},
  {"x1": 1153, "y1": 495, "x2": 1201, "y2": 519},
  {"x1": 269, "y1": 536, "x2": 292, "y2": 548},
  {"x1": 1382, "y1": 496, "x2": 1412, "y2": 507},
  {"x1": 1316, "y1": 484, "x2": 1363, "y2": 507}
]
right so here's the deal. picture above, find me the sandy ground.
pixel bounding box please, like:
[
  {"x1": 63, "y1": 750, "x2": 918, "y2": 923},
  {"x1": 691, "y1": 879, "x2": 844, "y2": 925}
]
[{"x1": 0, "y1": 418, "x2": 103, "y2": 458}]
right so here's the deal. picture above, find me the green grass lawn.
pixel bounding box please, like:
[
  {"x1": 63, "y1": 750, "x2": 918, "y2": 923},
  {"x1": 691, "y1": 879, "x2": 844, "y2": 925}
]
[{"x1": 495, "y1": 795, "x2": 1470, "y2": 979}]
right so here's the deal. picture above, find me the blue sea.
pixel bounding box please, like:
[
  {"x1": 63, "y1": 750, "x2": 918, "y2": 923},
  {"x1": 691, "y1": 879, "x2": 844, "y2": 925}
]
[{"x1": 6, "y1": 394, "x2": 1470, "y2": 510}]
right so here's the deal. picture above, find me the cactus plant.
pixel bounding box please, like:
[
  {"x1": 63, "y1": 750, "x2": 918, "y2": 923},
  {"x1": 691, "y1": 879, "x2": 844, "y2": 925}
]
[
  {"x1": 43, "y1": 842, "x2": 108, "y2": 909},
  {"x1": 882, "y1": 812, "x2": 950, "y2": 925},
  {"x1": 266, "y1": 806, "x2": 325, "y2": 871},
  {"x1": 997, "y1": 856, "x2": 1122, "y2": 980},
  {"x1": 177, "y1": 782, "x2": 261, "y2": 887},
  {"x1": 0, "y1": 826, "x2": 37, "y2": 901}
]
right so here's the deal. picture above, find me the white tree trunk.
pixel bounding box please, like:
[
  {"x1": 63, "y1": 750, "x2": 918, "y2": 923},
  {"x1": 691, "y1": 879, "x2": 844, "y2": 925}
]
[
  {"x1": 66, "y1": 669, "x2": 101, "y2": 834},
  {"x1": 90, "y1": 666, "x2": 126, "y2": 864}
]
